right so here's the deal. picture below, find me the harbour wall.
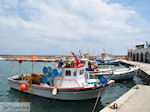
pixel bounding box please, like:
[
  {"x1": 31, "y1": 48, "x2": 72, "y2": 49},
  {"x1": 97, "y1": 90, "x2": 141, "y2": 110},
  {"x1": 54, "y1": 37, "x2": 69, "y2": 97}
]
[{"x1": 100, "y1": 85, "x2": 150, "y2": 112}]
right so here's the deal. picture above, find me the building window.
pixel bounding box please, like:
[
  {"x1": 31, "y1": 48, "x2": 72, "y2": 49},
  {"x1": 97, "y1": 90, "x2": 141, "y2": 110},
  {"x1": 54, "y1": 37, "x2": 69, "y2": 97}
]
[
  {"x1": 73, "y1": 71, "x2": 76, "y2": 76},
  {"x1": 65, "y1": 70, "x2": 71, "y2": 76},
  {"x1": 80, "y1": 69, "x2": 84, "y2": 75}
]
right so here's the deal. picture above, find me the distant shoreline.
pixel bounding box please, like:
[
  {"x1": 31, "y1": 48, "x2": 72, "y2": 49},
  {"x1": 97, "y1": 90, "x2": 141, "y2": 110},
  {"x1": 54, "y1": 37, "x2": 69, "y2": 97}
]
[
  {"x1": 0, "y1": 54, "x2": 127, "y2": 60},
  {"x1": 0, "y1": 55, "x2": 72, "y2": 59}
]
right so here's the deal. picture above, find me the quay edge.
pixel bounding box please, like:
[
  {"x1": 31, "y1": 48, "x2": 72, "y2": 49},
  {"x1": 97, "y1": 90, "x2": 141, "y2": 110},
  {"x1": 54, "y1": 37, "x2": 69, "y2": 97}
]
[{"x1": 100, "y1": 85, "x2": 150, "y2": 112}]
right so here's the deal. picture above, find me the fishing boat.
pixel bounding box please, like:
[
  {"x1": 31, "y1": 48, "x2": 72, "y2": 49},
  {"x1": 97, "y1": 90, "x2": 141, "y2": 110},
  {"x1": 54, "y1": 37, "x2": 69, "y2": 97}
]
[
  {"x1": 96, "y1": 58, "x2": 120, "y2": 66},
  {"x1": 96, "y1": 52, "x2": 120, "y2": 66},
  {"x1": 80, "y1": 58, "x2": 139, "y2": 81},
  {"x1": 8, "y1": 53, "x2": 114, "y2": 100},
  {"x1": 0, "y1": 56, "x2": 6, "y2": 61},
  {"x1": 90, "y1": 66, "x2": 139, "y2": 81}
]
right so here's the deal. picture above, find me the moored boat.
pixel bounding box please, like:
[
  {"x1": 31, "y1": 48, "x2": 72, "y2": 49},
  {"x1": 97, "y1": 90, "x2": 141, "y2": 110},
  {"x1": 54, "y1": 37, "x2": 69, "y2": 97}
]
[
  {"x1": 0, "y1": 56, "x2": 6, "y2": 61},
  {"x1": 8, "y1": 52, "x2": 114, "y2": 100},
  {"x1": 80, "y1": 58, "x2": 139, "y2": 81}
]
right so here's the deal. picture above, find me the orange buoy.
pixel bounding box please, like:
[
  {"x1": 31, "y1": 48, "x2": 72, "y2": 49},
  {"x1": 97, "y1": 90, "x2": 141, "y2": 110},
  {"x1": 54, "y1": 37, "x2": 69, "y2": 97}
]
[{"x1": 20, "y1": 84, "x2": 27, "y2": 91}]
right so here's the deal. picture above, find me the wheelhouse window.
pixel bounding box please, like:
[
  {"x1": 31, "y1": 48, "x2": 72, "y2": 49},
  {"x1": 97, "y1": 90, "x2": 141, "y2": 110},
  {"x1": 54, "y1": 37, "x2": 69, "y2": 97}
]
[
  {"x1": 73, "y1": 71, "x2": 76, "y2": 76},
  {"x1": 65, "y1": 70, "x2": 71, "y2": 76},
  {"x1": 80, "y1": 69, "x2": 84, "y2": 75},
  {"x1": 81, "y1": 61, "x2": 85, "y2": 65}
]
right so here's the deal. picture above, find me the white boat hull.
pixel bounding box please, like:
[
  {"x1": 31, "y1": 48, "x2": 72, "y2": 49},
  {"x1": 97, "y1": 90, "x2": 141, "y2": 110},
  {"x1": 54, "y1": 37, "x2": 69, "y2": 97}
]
[
  {"x1": 89, "y1": 67, "x2": 139, "y2": 81},
  {"x1": 112, "y1": 68, "x2": 139, "y2": 80},
  {"x1": 8, "y1": 78, "x2": 110, "y2": 100}
]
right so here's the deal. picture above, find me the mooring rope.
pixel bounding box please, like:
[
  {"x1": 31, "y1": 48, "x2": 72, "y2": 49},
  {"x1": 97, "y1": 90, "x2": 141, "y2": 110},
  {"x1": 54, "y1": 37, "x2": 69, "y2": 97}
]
[
  {"x1": 37, "y1": 62, "x2": 42, "y2": 69},
  {"x1": 27, "y1": 76, "x2": 33, "y2": 95},
  {"x1": 92, "y1": 91, "x2": 101, "y2": 112},
  {"x1": 11, "y1": 61, "x2": 18, "y2": 75}
]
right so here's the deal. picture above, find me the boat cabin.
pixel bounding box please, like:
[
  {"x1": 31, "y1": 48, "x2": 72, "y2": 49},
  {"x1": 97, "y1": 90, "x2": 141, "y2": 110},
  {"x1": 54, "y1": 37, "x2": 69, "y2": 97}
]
[{"x1": 56, "y1": 61, "x2": 86, "y2": 88}]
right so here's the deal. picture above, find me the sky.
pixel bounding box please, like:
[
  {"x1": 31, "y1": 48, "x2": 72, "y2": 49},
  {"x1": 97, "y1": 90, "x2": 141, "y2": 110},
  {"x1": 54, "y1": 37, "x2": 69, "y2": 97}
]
[{"x1": 0, "y1": 0, "x2": 150, "y2": 55}]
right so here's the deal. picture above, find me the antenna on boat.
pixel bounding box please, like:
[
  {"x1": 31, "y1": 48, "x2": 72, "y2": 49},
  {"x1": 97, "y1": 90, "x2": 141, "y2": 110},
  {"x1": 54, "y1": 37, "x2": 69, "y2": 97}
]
[
  {"x1": 101, "y1": 48, "x2": 106, "y2": 60},
  {"x1": 79, "y1": 49, "x2": 83, "y2": 58}
]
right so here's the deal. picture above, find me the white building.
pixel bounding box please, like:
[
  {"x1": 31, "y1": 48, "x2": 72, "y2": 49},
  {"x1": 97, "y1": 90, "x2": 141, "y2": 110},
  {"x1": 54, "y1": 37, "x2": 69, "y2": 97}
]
[{"x1": 128, "y1": 43, "x2": 150, "y2": 63}]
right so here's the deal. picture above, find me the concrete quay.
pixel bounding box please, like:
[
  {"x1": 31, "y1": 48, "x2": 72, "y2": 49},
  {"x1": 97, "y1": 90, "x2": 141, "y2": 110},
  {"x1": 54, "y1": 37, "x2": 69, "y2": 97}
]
[{"x1": 100, "y1": 85, "x2": 150, "y2": 112}]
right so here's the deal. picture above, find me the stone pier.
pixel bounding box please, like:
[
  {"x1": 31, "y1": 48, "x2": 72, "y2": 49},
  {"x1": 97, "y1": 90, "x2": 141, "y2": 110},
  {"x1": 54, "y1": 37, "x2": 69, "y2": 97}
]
[{"x1": 100, "y1": 85, "x2": 150, "y2": 112}]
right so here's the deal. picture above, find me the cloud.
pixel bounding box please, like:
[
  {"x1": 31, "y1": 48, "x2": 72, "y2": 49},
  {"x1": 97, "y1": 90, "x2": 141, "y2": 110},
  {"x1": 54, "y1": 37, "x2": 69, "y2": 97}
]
[{"x1": 0, "y1": 0, "x2": 149, "y2": 55}]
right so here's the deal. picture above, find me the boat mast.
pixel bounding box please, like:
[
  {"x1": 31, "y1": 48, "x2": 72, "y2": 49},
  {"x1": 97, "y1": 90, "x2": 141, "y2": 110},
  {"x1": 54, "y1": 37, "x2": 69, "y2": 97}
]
[
  {"x1": 71, "y1": 52, "x2": 81, "y2": 65},
  {"x1": 18, "y1": 60, "x2": 22, "y2": 80}
]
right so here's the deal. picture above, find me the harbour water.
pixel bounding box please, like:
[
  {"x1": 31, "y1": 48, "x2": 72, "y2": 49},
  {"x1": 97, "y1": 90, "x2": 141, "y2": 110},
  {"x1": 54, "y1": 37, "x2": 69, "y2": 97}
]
[{"x1": 0, "y1": 61, "x2": 135, "y2": 112}]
